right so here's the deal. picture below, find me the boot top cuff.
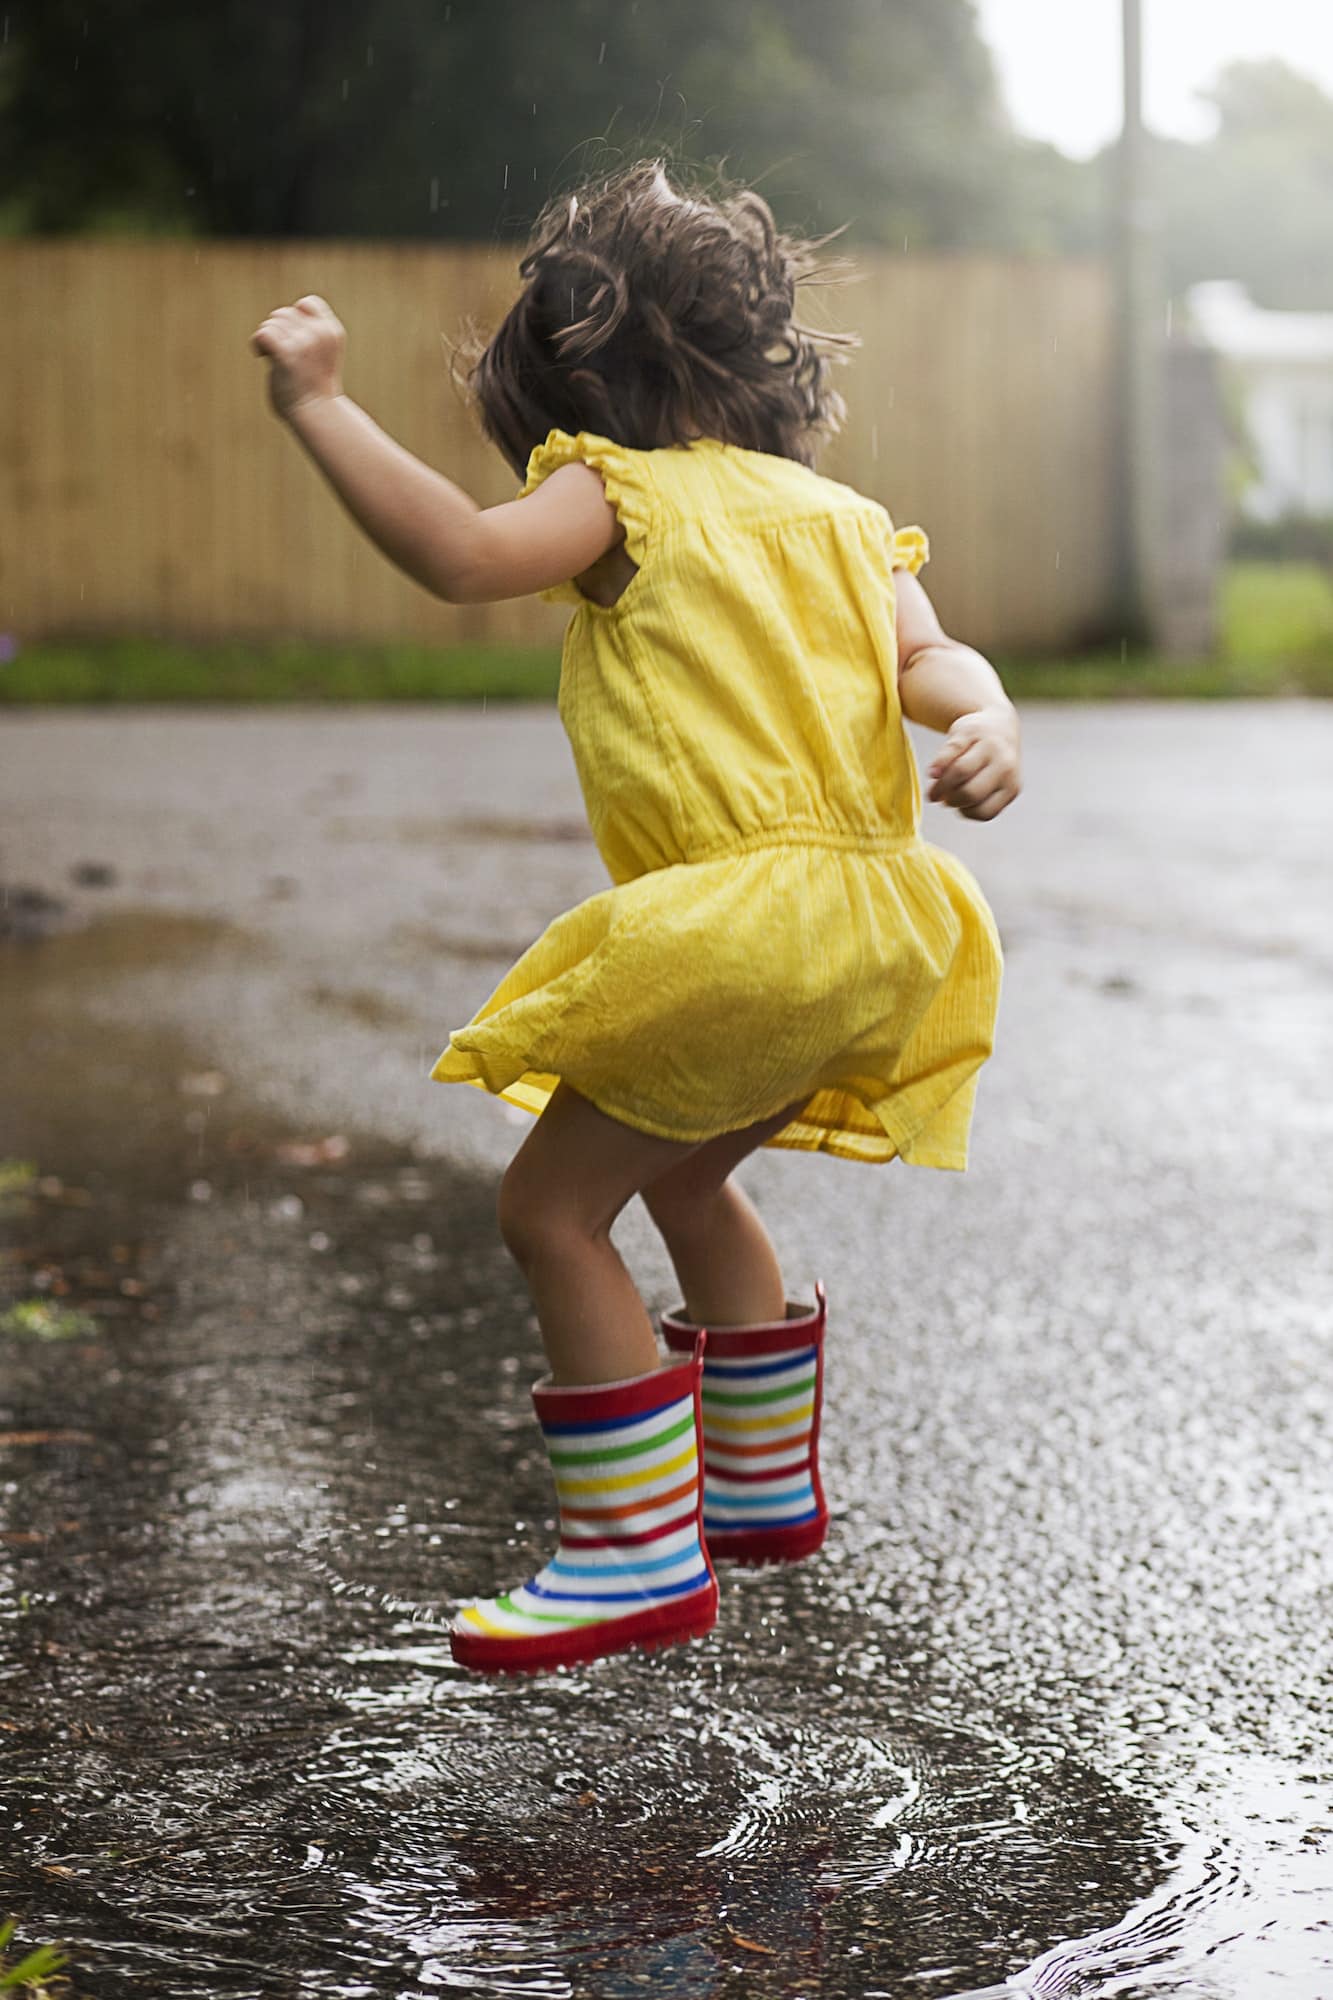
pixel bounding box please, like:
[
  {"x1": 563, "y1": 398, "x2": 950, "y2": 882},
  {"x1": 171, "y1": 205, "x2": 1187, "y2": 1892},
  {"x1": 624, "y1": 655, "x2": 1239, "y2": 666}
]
[
  {"x1": 661, "y1": 1282, "x2": 826, "y2": 1358},
  {"x1": 532, "y1": 1332, "x2": 705, "y2": 1425}
]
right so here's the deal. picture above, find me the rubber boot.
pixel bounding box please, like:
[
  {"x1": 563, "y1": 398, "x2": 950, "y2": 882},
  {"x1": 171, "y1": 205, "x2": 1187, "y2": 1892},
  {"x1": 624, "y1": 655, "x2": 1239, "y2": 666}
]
[
  {"x1": 660, "y1": 1283, "x2": 829, "y2": 1564},
  {"x1": 450, "y1": 1332, "x2": 719, "y2": 1674}
]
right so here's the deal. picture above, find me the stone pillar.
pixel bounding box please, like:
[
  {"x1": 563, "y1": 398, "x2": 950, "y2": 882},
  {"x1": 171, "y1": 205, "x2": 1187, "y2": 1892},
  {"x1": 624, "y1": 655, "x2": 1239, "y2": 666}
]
[{"x1": 1155, "y1": 339, "x2": 1227, "y2": 659}]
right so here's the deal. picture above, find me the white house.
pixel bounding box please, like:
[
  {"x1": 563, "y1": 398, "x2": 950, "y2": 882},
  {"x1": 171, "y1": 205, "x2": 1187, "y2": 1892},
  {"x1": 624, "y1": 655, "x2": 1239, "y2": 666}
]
[{"x1": 1187, "y1": 280, "x2": 1333, "y2": 520}]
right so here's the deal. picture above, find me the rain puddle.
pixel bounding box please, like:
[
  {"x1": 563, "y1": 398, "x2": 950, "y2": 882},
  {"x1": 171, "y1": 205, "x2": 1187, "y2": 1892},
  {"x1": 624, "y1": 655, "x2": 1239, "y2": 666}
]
[{"x1": 2, "y1": 912, "x2": 1330, "y2": 1997}]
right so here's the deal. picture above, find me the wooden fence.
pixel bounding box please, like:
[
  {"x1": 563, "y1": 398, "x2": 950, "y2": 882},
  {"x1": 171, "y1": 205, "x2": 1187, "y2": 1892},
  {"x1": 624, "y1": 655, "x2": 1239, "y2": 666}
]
[{"x1": 0, "y1": 241, "x2": 1116, "y2": 653}]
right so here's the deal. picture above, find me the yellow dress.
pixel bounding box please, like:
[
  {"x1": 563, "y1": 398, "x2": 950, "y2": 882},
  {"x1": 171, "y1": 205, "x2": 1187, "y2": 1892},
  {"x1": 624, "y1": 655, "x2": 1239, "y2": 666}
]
[{"x1": 431, "y1": 429, "x2": 1003, "y2": 1167}]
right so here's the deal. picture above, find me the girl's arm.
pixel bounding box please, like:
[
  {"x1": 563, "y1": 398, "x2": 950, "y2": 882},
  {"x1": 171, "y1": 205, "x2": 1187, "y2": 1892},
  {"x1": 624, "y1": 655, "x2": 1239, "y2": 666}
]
[
  {"x1": 894, "y1": 568, "x2": 1022, "y2": 822},
  {"x1": 250, "y1": 295, "x2": 621, "y2": 602}
]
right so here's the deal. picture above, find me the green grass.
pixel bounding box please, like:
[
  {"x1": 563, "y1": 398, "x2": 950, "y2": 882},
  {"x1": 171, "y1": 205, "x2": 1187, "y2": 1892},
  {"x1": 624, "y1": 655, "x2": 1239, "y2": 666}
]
[
  {"x1": 2, "y1": 563, "x2": 1331, "y2": 704},
  {"x1": 1221, "y1": 558, "x2": 1333, "y2": 667},
  {"x1": 0, "y1": 1161, "x2": 38, "y2": 1203},
  {"x1": 995, "y1": 560, "x2": 1333, "y2": 700},
  {"x1": 0, "y1": 638, "x2": 562, "y2": 705},
  {"x1": 0, "y1": 1916, "x2": 67, "y2": 1994}
]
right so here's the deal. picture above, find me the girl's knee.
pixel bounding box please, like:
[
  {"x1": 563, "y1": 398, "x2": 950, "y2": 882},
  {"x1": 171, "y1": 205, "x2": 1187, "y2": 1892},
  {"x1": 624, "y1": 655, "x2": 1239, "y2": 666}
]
[
  {"x1": 497, "y1": 1162, "x2": 601, "y2": 1269},
  {"x1": 496, "y1": 1166, "x2": 543, "y2": 1267}
]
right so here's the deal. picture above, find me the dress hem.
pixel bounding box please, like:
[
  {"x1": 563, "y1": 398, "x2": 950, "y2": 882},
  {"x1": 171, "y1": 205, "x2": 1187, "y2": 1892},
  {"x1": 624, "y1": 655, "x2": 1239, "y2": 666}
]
[{"x1": 430, "y1": 1052, "x2": 970, "y2": 1172}]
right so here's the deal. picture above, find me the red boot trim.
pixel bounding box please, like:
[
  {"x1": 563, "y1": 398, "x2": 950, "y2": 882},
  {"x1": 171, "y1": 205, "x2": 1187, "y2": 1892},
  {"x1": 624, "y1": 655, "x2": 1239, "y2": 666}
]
[
  {"x1": 533, "y1": 1335, "x2": 703, "y2": 1427},
  {"x1": 449, "y1": 1579, "x2": 718, "y2": 1675},
  {"x1": 662, "y1": 1284, "x2": 827, "y2": 1359}
]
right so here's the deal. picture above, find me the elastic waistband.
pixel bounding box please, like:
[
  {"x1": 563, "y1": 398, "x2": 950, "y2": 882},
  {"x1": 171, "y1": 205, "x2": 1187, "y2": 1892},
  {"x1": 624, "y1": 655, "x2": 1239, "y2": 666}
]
[{"x1": 685, "y1": 827, "x2": 922, "y2": 864}]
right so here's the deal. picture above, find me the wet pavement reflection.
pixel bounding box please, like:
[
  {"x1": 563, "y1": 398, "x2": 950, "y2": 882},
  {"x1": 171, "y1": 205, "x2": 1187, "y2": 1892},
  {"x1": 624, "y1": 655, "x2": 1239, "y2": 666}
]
[
  {"x1": 0, "y1": 928, "x2": 1164, "y2": 2000},
  {"x1": 3, "y1": 706, "x2": 1332, "y2": 1998}
]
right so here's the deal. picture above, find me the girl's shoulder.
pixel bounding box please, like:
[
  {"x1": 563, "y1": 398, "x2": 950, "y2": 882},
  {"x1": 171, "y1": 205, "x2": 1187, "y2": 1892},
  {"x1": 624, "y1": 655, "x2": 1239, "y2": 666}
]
[
  {"x1": 654, "y1": 440, "x2": 929, "y2": 578},
  {"x1": 524, "y1": 427, "x2": 884, "y2": 525},
  {"x1": 520, "y1": 428, "x2": 923, "y2": 604}
]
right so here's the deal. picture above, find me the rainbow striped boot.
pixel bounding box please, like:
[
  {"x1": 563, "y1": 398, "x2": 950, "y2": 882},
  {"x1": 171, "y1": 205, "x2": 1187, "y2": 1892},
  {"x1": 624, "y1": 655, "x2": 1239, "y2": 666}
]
[
  {"x1": 449, "y1": 1333, "x2": 719, "y2": 1675},
  {"x1": 661, "y1": 1284, "x2": 829, "y2": 1564}
]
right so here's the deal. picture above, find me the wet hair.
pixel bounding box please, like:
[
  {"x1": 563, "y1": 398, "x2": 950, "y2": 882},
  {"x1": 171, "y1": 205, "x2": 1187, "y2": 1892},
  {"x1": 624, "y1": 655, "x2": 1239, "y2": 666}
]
[{"x1": 463, "y1": 159, "x2": 857, "y2": 477}]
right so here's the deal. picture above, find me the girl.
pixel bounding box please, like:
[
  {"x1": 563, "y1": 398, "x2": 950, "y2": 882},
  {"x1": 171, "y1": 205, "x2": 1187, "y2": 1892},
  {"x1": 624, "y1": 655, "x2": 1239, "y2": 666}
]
[{"x1": 251, "y1": 160, "x2": 1019, "y2": 1677}]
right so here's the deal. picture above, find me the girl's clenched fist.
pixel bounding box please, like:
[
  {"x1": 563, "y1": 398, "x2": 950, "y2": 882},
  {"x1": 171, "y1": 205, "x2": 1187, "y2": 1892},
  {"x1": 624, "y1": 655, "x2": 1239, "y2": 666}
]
[
  {"x1": 250, "y1": 295, "x2": 345, "y2": 419},
  {"x1": 926, "y1": 704, "x2": 1022, "y2": 821}
]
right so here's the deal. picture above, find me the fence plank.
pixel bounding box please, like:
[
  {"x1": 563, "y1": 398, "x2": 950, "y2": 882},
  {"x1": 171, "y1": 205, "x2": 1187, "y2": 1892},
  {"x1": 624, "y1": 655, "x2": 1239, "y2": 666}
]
[{"x1": 0, "y1": 240, "x2": 1115, "y2": 653}]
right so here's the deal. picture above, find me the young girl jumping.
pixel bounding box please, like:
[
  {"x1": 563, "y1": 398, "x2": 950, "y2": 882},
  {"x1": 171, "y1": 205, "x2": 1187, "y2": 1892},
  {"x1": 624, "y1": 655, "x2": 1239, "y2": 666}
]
[{"x1": 251, "y1": 160, "x2": 1019, "y2": 1677}]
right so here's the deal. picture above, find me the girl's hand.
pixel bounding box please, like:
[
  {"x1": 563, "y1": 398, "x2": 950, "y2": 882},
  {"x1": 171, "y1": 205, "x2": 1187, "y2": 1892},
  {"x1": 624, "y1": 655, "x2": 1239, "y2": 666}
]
[
  {"x1": 250, "y1": 295, "x2": 345, "y2": 420},
  {"x1": 927, "y1": 704, "x2": 1021, "y2": 820}
]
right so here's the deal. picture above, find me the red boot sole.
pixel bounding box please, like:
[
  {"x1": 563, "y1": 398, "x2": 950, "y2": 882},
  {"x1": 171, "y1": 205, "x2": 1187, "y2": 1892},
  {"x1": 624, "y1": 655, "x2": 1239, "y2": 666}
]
[{"x1": 449, "y1": 1583, "x2": 719, "y2": 1677}]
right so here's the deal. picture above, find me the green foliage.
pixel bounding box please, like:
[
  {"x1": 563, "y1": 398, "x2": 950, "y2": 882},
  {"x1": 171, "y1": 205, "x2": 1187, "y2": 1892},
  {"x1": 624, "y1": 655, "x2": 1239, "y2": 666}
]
[
  {"x1": 1157, "y1": 59, "x2": 1333, "y2": 308},
  {"x1": 0, "y1": 0, "x2": 1032, "y2": 248},
  {"x1": 0, "y1": 1300, "x2": 99, "y2": 1342},
  {"x1": 0, "y1": 1916, "x2": 68, "y2": 1993},
  {"x1": 0, "y1": 1162, "x2": 38, "y2": 1203},
  {"x1": 5, "y1": 4, "x2": 1333, "y2": 313},
  {"x1": 1230, "y1": 513, "x2": 1333, "y2": 567}
]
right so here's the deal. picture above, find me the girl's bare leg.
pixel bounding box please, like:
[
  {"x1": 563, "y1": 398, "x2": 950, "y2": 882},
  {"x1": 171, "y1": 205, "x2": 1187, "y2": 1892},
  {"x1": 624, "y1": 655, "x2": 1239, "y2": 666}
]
[
  {"x1": 640, "y1": 1104, "x2": 804, "y2": 1325},
  {"x1": 496, "y1": 1083, "x2": 801, "y2": 1386},
  {"x1": 498, "y1": 1083, "x2": 698, "y2": 1385}
]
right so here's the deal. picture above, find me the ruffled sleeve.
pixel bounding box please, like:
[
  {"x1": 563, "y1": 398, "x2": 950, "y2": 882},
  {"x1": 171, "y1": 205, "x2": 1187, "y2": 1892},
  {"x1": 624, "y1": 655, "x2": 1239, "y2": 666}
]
[
  {"x1": 888, "y1": 523, "x2": 929, "y2": 576},
  {"x1": 519, "y1": 429, "x2": 655, "y2": 605}
]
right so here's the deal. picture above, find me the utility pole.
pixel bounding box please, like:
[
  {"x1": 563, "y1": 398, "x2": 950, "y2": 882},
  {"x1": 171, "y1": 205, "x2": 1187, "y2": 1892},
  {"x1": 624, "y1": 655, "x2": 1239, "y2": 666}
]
[{"x1": 1112, "y1": 0, "x2": 1162, "y2": 647}]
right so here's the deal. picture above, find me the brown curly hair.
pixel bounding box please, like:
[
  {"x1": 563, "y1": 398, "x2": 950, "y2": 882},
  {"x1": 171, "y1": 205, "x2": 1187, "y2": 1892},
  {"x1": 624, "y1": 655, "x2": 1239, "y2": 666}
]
[{"x1": 464, "y1": 160, "x2": 857, "y2": 478}]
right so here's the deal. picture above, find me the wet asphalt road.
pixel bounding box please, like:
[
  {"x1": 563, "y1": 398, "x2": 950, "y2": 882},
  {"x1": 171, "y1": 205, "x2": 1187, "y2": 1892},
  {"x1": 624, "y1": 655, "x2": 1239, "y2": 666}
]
[{"x1": 1, "y1": 701, "x2": 1331, "y2": 1999}]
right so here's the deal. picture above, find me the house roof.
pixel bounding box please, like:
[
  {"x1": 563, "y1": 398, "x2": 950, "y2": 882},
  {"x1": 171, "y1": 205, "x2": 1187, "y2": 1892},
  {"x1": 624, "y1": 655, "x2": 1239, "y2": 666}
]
[{"x1": 1188, "y1": 281, "x2": 1333, "y2": 364}]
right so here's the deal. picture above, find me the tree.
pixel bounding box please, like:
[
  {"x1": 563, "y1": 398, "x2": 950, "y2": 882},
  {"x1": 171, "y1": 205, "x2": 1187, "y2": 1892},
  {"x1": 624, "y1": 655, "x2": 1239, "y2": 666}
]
[
  {"x1": 0, "y1": 0, "x2": 1041, "y2": 248},
  {"x1": 1155, "y1": 60, "x2": 1333, "y2": 310}
]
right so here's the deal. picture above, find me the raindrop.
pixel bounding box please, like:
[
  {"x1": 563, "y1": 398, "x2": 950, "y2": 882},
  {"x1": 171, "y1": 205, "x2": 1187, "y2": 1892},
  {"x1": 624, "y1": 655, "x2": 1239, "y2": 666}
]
[
  {"x1": 1052, "y1": 334, "x2": 1059, "y2": 355},
  {"x1": 598, "y1": 40, "x2": 607, "y2": 63},
  {"x1": 1054, "y1": 549, "x2": 1062, "y2": 570},
  {"x1": 366, "y1": 41, "x2": 374, "y2": 66},
  {"x1": 341, "y1": 77, "x2": 349, "y2": 101},
  {"x1": 1165, "y1": 299, "x2": 1174, "y2": 336},
  {"x1": 870, "y1": 421, "x2": 879, "y2": 461},
  {"x1": 430, "y1": 176, "x2": 439, "y2": 213},
  {"x1": 532, "y1": 102, "x2": 537, "y2": 116}
]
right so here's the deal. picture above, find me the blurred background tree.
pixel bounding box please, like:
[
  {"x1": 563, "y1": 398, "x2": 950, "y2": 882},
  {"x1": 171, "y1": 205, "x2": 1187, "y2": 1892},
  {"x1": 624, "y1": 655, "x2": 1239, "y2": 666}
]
[
  {"x1": 0, "y1": 2, "x2": 1328, "y2": 306},
  {"x1": 1155, "y1": 59, "x2": 1333, "y2": 309},
  {"x1": 0, "y1": 0, "x2": 1082, "y2": 248}
]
